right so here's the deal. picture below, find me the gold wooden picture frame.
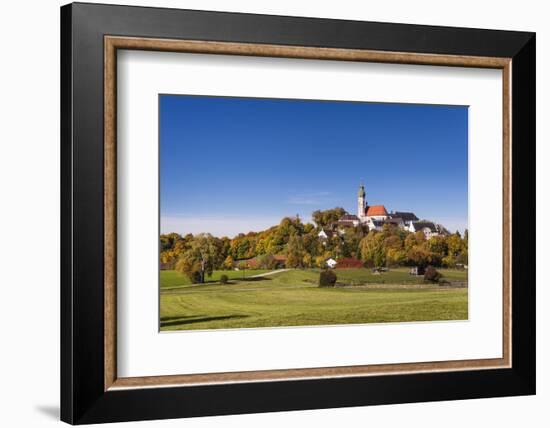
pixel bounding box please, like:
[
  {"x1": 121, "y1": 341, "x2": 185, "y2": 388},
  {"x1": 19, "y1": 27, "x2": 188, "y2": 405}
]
[{"x1": 103, "y1": 36, "x2": 512, "y2": 391}]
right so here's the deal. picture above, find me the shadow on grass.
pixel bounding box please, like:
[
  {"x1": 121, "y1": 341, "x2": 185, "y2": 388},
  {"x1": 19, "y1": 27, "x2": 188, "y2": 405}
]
[
  {"x1": 160, "y1": 315, "x2": 204, "y2": 323},
  {"x1": 160, "y1": 314, "x2": 249, "y2": 328},
  {"x1": 234, "y1": 276, "x2": 272, "y2": 282}
]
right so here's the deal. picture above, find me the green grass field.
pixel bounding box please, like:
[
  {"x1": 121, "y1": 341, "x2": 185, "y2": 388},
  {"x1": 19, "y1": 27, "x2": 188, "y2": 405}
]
[
  {"x1": 160, "y1": 268, "x2": 468, "y2": 331},
  {"x1": 160, "y1": 269, "x2": 271, "y2": 289},
  {"x1": 332, "y1": 267, "x2": 467, "y2": 285}
]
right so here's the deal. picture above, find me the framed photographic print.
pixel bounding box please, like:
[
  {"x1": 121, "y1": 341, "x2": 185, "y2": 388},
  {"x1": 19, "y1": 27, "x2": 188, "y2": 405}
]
[{"x1": 61, "y1": 2, "x2": 535, "y2": 424}]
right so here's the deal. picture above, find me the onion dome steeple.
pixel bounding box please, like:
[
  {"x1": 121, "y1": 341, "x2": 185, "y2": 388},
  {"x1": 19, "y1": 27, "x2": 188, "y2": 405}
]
[{"x1": 358, "y1": 183, "x2": 365, "y2": 198}]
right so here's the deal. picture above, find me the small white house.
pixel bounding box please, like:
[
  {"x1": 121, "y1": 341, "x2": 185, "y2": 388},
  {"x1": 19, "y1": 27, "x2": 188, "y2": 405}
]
[
  {"x1": 408, "y1": 221, "x2": 440, "y2": 239},
  {"x1": 318, "y1": 229, "x2": 329, "y2": 240},
  {"x1": 366, "y1": 218, "x2": 385, "y2": 231},
  {"x1": 318, "y1": 228, "x2": 337, "y2": 245},
  {"x1": 326, "y1": 258, "x2": 337, "y2": 268}
]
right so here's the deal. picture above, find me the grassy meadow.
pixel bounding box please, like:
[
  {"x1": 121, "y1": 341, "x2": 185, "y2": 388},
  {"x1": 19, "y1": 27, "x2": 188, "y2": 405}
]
[
  {"x1": 160, "y1": 268, "x2": 468, "y2": 331},
  {"x1": 160, "y1": 269, "x2": 271, "y2": 289}
]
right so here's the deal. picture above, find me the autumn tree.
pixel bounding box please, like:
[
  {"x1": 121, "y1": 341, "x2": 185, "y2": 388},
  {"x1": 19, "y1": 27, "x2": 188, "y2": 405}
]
[
  {"x1": 222, "y1": 255, "x2": 235, "y2": 270},
  {"x1": 342, "y1": 226, "x2": 366, "y2": 259},
  {"x1": 229, "y1": 233, "x2": 256, "y2": 259},
  {"x1": 257, "y1": 217, "x2": 303, "y2": 255},
  {"x1": 175, "y1": 233, "x2": 222, "y2": 283},
  {"x1": 312, "y1": 207, "x2": 346, "y2": 229},
  {"x1": 302, "y1": 231, "x2": 322, "y2": 259},
  {"x1": 446, "y1": 234, "x2": 463, "y2": 256},
  {"x1": 162, "y1": 208, "x2": 468, "y2": 273},
  {"x1": 386, "y1": 248, "x2": 406, "y2": 266},
  {"x1": 286, "y1": 234, "x2": 306, "y2": 268},
  {"x1": 314, "y1": 255, "x2": 326, "y2": 268},
  {"x1": 219, "y1": 236, "x2": 231, "y2": 260},
  {"x1": 457, "y1": 248, "x2": 468, "y2": 265},
  {"x1": 175, "y1": 252, "x2": 202, "y2": 283},
  {"x1": 426, "y1": 236, "x2": 447, "y2": 255},
  {"x1": 302, "y1": 253, "x2": 313, "y2": 268},
  {"x1": 160, "y1": 232, "x2": 182, "y2": 251},
  {"x1": 359, "y1": 232, "x2": 386, "y2": 268},
  {"x1": 424, "y1": 236, "x2": 447, "y2": 266},
  {"x1": 383, "y1": 235, "x2": 402, "y2": 252},
  {"x1": 278, "y1": 217, "x2": 305, "y2": 239},
  {"x1": 404, "y1": 231, "x2": 424, "y2": 251},
  {"x1": 406, "y1": 244, "x2": 433, "y2": 268}
]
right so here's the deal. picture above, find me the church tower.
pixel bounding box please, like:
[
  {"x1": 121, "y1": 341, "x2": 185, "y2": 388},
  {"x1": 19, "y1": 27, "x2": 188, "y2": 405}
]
[{"x1": 358, "y1": 183, "x2": 366, "y2": 218}]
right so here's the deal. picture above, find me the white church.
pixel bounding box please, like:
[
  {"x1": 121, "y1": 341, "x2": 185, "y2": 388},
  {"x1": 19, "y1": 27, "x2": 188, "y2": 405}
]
[{"x1": 318, "y1": 184, "x2": 446, "y2": 240}]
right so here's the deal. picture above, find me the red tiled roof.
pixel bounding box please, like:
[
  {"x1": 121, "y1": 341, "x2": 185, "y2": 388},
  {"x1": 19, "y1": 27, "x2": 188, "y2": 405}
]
[
  {"x1": 366, "y1": 205, "x2": 388, "y2": 216},
  {"x1": 335, "y1": 258, "x2": 364, "y2": 269}
]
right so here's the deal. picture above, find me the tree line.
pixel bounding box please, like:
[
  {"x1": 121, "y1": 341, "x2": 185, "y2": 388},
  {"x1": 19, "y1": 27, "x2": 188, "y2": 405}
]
[{"x1": 160, "y1": 208, "x2": 468, "y2": 283}]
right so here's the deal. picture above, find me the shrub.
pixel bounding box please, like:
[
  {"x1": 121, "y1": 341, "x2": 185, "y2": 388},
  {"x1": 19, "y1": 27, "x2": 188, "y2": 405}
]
[
  {"x1": 424, "y1": 266, "x2": 442, "y2": 283},
  {"x1": 438, "y1": 278, "x2": 450, "y2": 286},
  {"x1": 220, "y1": 274, "x2": 229, "y2": 284},
  {"x1": 319, "y1": 270, "x2": 337, "y2": 287}
]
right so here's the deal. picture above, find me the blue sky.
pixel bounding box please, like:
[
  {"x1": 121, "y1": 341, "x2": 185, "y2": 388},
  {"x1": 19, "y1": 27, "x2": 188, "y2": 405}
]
[{"x1": 160, "y1": 95, "x2": 468, "y2": 237}]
